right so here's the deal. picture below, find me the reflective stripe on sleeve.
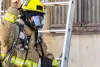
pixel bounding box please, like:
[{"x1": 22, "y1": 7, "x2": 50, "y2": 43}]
[
  {"x1": 0, "y1": 54, "x2": 6, "y2": 57},
  {"x1": 0, "y1": 54, "x2": 6, "y2": 60},
  {"x1": 3, "y1": 12, "x2": 17, "y2": 23},
  {"x1": 52, "y1": 59, "x2": 59, "y2": 66}
]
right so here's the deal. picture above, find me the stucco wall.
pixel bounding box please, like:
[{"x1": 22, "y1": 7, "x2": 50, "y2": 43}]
[{"x1": 43, "y1": 33, "x2": 100, "y2": 67}]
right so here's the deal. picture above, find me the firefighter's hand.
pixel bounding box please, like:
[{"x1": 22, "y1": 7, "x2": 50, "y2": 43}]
[{"x1": 11, "y1": 0, "x2": 22, "y2": 8}]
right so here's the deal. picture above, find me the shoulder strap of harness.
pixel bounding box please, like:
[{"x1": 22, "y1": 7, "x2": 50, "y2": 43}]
[
  {"x1": 35, "y1": 30, "x2": 54, "y2": 67},
  {"x1": 34, "y1": 29, "x2": 44, "y2": 57}
]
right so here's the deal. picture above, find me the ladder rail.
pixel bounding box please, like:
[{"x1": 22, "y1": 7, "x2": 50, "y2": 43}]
[{"x1": 61, "y1": 0, "x2": 76, "y2": 67}]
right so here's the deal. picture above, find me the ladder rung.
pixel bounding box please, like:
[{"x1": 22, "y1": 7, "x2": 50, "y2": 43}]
[
  {"x1": 0, "y1": 16, "x2": 3, "y2": 18},
  {"x1": 55, "y1": 58, "x2": 62, "y2": 61},
  {"x1": 39, "y1": 29, "x2": 66, "y2": 33},
  {"x1": 44, "y1": 2, "x2": 69, "y2": 6},
  {"x1": 0, "y1": 10, "x2": 6, "y2": 13}
]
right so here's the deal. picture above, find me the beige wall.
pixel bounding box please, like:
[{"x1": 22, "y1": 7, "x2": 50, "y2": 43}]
[{"x1": 43, "y1": 33, "x2": 100, "y2": 67}]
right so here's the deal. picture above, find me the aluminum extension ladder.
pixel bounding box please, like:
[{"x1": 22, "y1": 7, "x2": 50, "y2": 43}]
[{"x1": 40, "y1": 0, "x2": 76, "y2": 67}]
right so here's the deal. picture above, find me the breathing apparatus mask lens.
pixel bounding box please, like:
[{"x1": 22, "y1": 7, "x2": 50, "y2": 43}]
[
  {"x1": 31, "y1": 16, "x2": 40, "y2": 27},
  {"x1": 31, "y1": 16, "x2": 43, "y2": 29}
]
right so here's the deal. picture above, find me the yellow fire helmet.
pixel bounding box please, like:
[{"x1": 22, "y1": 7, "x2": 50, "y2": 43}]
[{"x1": 21, "y1": 0, "x2": 45, "y2": 13}]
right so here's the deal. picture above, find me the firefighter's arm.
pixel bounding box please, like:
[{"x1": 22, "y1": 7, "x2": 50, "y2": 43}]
[{"x1": 2, "y1": 0, "x2": 20, "y2": 23}]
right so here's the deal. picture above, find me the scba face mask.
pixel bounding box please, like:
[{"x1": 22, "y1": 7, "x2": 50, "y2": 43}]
[
  {"x1": 31, "y1": 16, "x2": 43, "y2": 29},
  {"x1": 20, "y1": 15, "x2": 43, "y2": 30},
  {"x1": 20, "y1": 11, "x2": 44, "y2": 30},
  {"x1": 31, "y1": 16, "x2": 41, "y2": 27}
]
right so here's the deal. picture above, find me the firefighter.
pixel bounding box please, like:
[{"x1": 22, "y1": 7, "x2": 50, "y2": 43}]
[{"x1": 0, "y1": 0, "x2": 59, "y2": 67}]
